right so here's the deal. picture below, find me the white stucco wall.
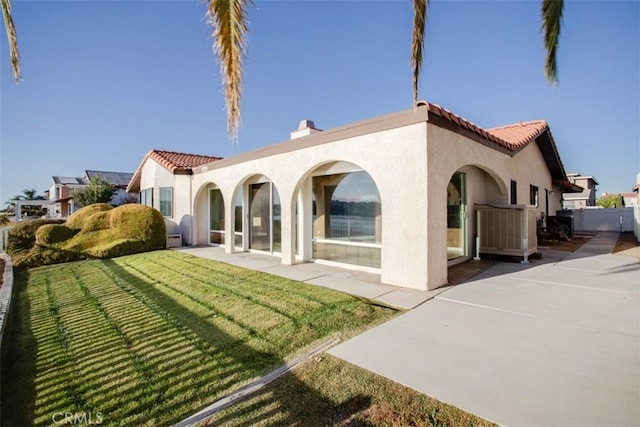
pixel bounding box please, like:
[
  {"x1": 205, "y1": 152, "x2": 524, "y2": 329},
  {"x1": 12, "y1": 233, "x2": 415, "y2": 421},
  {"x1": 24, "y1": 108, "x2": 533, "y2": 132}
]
[
  {"x1": 138, "y1": 112, "x2": 568, "y2": 291},
  {"x1": 510, "y1": 142, "x2": 562, "y2": 219},
  {"x1": 188, "y1": 122, "x2": 431, "y2": 290},
  {"x1": 138, "y1": 160, "x2": 193, "y2": 241}
]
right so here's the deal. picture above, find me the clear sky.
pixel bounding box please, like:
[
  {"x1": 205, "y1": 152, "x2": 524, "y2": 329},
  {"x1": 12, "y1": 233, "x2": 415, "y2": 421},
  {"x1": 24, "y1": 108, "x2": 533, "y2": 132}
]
[{"x1": 1, "y1": 0, "x2": 638, "y2": 205}]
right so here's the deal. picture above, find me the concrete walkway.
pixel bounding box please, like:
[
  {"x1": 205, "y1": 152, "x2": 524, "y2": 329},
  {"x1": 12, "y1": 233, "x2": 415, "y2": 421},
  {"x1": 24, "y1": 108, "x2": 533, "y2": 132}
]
[
  {"x1": 330, "y1": 232, "x2": 639, "y2": 426},
  {"x1": 175, "y1": 247, "x2": 438, "y2": 309}
]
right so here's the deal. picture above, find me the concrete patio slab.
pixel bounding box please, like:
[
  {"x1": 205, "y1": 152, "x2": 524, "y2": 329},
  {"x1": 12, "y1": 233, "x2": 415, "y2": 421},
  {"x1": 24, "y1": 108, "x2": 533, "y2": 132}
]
[
  {"x1": 174, "y1": 247, "x2": 434, "y2": 309},
  {"x1": 330, "y1": 232, "x2": 640, "y2": 426}
]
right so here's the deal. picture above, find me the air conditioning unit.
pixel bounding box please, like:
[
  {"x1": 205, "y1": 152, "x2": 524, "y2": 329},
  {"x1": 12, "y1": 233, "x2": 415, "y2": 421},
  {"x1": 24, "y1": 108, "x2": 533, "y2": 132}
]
[
  {"x1": 477, "y1": 205, "x2": 537, "y2": 260},
  {"x1": 166, "y1": 233, "x2": 182, "y2": 248}
]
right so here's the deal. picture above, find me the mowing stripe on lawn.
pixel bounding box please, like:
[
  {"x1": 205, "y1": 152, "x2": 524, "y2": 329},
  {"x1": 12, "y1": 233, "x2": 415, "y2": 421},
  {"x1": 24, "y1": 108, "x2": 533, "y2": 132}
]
[
  {"x1": 124, "y1": 257, "x2": 298, "y2": 321},
  {"x1": 157, "y1": 252, "x2": 347, "y2": 311},
  {"x1": 119, "y1": 259, "x2": 293, "y2": 343}
]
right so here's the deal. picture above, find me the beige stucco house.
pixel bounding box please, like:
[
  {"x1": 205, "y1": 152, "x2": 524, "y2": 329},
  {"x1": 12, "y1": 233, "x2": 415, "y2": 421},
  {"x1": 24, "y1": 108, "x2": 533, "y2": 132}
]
[
  {"x1": 562, "y1": 173, "x2": 599, "y2": 209},
  {"x1": 127, "y1": 102, "x2": 580, "y2": 291}
]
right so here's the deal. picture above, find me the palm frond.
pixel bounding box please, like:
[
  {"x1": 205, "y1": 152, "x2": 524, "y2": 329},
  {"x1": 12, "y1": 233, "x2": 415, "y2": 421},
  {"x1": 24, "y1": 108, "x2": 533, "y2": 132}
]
[
  {"x1": 207, "y1": 0, "x2": 252, "y2": 143},
  {"x1": 541, "y1": 0, "x2": 563, "y2": 84},
  {"x1": 1, "y1": 0, "x2": 20, "y2": 81},
  {"x1": 411, "y1": 0, "x2": 428, "y2": 105}
]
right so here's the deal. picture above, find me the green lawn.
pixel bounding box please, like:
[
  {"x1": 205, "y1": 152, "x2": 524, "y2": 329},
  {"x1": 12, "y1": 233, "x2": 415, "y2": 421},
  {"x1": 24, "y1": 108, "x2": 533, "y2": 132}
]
[
  {"x1": 206, "y1": 354, "x2": 495, "y2": 427},
  {"x1": 1, "y1": 250, "x2": 397, "y2": 426}
]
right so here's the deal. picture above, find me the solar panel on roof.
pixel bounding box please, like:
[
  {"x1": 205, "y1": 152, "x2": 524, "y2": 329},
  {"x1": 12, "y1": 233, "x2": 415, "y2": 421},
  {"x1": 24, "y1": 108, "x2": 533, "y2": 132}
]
[{"x1": 58, "y1": 177, "x2": 83, "y2": 184}]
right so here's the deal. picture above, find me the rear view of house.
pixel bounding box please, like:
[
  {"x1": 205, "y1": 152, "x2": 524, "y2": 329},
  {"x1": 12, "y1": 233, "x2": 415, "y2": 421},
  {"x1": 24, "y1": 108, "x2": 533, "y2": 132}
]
[{"x1": 128, "y1": 103, "x2": 581, "y2": 290}]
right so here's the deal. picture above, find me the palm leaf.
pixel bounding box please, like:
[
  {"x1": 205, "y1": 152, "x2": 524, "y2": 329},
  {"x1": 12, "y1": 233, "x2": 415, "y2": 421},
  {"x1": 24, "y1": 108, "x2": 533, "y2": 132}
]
[
  {"x1": 1, "y1": 0, "x2": 20, "y2": 81},
  {"x1": 207, "y1": 0, "x2": 252, "y2": 143},
  {"x1": 411, "y1": 0, "x2": 428, "y2": 105},
  {"x1": 541, "y1": 0, "x2": 563, "y2": 83}
]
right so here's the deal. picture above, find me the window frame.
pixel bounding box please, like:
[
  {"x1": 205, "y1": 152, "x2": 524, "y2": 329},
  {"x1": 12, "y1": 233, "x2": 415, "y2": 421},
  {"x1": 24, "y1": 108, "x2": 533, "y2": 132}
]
[
  {"x1": 529, "y1": 184, "x2": 539, "y2": 207},
  {"x1": 140, "y1": 188, "x2": 153, "y2": 207},
  {"x1": 159, "y1": 187, "x2": 173, "y2": 218},
  {"x1": 510, "y1": 180, "x2": 517, "y2": 205}
]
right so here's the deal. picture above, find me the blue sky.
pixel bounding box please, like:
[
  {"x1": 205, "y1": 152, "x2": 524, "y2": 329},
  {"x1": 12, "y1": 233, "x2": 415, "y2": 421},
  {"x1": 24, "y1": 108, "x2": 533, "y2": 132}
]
[{"x1": 1, "y1": 0, "x2": 638, "y2": 204}]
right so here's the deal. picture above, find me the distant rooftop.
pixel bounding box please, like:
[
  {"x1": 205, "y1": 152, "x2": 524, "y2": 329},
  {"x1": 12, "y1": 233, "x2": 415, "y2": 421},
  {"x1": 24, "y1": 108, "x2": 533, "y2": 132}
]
[
  {"x1": 84, "y1": 170, "x2": 134, "y2": 187},
  {"x1": 52, "y1": 176, "x2": 85, "y2": 185}
]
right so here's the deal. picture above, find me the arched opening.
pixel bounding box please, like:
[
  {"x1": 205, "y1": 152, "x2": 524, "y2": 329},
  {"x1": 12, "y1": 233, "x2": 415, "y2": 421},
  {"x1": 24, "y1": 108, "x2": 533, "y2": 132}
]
[
  {"x1": 194, "y1": 182, "x2": 225, "y2": 246},
  {"x1": 446, "y1": 165, "x2": 507, "y2": 265},
  {"x1": 297, "y1": 161, "x2": 381, "y2": 269}
]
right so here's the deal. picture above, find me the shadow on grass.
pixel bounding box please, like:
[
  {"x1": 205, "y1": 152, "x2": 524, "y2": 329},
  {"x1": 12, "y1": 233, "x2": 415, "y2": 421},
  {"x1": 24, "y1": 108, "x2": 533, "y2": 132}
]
[
  {"x1": 1, "y1": 269, "x2": 37, "y2": 426},
  {"x1": 4, "y1": 258, "x2": 372, "y2": 425}
]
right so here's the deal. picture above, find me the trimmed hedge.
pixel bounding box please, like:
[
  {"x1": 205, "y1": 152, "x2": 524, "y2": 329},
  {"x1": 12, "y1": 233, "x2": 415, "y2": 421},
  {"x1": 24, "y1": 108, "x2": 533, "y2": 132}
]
[
  {"x1": 8, "y1": 204, "x2": 167, "y2": 268},
  {"x1": 35, "y1": 224, "x2": 77, "y2": 246},
  {"x1": 65, "y1": 203, "x2": 112, "y2": 230},
  {"x1": 7, "y1": 219, "x2": 65, "y2": 254}
]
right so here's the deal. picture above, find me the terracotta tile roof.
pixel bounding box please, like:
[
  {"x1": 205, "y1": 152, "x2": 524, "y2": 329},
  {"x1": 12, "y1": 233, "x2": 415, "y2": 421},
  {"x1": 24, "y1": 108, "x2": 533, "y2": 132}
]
[
  {"x1": 485, "y1": 120, "x2": 548, "y2": 149},
  {"x1": 421, "y1": 101, "x2": 572, "y2": 186},
  {"x1": 148, "y1": 150, "x2": 223, "y2": 173},
  {"x1": 127, "y1": 150, "x2": 223, "y2": 193},
  {"x1": 426, "y1": 103, "x2": 514, "y2": 150}
]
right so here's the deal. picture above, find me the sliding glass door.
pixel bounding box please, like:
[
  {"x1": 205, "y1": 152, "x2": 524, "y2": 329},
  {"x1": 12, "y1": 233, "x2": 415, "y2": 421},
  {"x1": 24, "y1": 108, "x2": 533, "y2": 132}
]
[
  {"x1": 209, "y1": 189, "x2": 224, "y2": 245},
  {"x1": 249, "y1": 182, "x2": 281, "y2": 254},
  {"x1": 447, "y1": 172, "x2": 466, "y2": 260}
]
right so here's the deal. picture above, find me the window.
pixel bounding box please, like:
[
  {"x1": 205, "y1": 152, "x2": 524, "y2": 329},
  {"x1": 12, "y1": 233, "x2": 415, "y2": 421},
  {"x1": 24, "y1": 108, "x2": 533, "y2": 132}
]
[
  {"x1": 209, "y1": 189, "x2": 224, "y2": 245},
  {"x1": 140, "y1": 188, "x2": 153, "y2": 207},
  {"x1": 529, "y1": 185, "x2": 539, "y2": 207},
  {"x1": 234, "y1": 190, "x2": 243, "y2": 249},
  {"x1": 312, "y1": 170, "x2": 381, "y2": 268},
  {"x1": 159, "y1": 187, "x2": 173, "y2": 217},
  {"x1": 510, "y1": 180, "x2": 517, "y2": 205}
]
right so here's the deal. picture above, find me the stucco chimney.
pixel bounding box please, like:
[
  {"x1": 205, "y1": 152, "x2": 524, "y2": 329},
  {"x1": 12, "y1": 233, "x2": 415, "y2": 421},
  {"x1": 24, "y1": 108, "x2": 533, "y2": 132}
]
[{"x1": 291, "y1": 119, "x2": 321, "y2": 140}]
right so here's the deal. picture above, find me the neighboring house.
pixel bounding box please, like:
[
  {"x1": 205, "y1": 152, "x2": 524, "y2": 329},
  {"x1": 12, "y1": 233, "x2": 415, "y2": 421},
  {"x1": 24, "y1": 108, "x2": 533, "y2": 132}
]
[
  {"x1": 48, "y1": 176, "x2": 88, "y2": 218},
  {"x1": 84, "y1": 170, "x2": 138, "y2": 206},
  {"x1": 127, "y1": 102, "x2": 580, "y2": 291},
  {"x1": 633, "y1": 172, "x2": 640, "y2": 204},
  {"x1": 621, "y1": 193, "x2": 638, "y2": 207},
  {"x1": 48, "y1": 170, "x2": 137, "y2": 218},
  {"x1": 562, "y1": 173, "x2": 598, "y2": 209}
]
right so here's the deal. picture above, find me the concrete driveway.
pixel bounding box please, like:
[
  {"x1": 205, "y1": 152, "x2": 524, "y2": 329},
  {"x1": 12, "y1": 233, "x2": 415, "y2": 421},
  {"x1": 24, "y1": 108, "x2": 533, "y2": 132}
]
[{"x1": 330, "y1": 233, "x2": 639, "y2": 426}]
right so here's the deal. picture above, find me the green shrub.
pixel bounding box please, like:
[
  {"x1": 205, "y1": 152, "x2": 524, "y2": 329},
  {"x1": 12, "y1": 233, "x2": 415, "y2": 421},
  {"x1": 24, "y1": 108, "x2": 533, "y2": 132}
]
[
  {"x1": 109, "y1": 204, "x2": 166, "y2": 248},
  {"x1": 82, "y1": 211, "x2": 111, "y2": 232},
  {"x1": 35, "y1": 224, "x2": 77, "y2": 246},
  {"x1": 85, "y1": 239, "x2": 147, "y2": 258},
  {"x1": 65, "y1": 203, "x2": 113, "y2": 230},
  {"x1": 7, "y1": 219, "x2": 65, "y2": 255},
  {"x1": 8, "y1": 204, "x2": 167, "y2": 268},
  {"x1": 12, "y1": 246, "x2": 86, "y2": 269}
]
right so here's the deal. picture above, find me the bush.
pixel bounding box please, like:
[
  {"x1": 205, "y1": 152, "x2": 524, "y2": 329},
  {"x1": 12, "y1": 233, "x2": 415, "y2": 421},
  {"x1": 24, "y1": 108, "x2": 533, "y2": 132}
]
[
  {"x1": 35, "y1": 224, "x2": 77, "y2": 246},
  {"x1": 85, "y1": 239, "x2": 147, "y2": 258},
  {"x1": 82, "y1": 211, "x2": 111, "y2": 232},
  {"x1": 64, "y1": 204, "x2": 166, "y2": 257},
  {"x1": 12, "y1": 246, "x2": 86, "y2": 269},
  {"x1": 8, "y1": 204, "x2": 167, "y2": 268},
  {"x1": 7, "y1": 219, "x2": 65, "y2": 255},
  {"x1": 65, "y1": 203, "x2": 113, "y2": 230},
  {"x1": 109, "y1": 204, "x2": 166, "y2": 248}
]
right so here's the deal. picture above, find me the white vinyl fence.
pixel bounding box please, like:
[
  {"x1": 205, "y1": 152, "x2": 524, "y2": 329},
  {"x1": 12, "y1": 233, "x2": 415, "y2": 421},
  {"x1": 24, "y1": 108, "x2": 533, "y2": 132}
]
[
  {"x1": 0, "y1": 227, "x2": 10, "y2": 253},
  {"x1": 635, "y1": 205, "x2": 640, "y2": 242},
  {"x1": 564, "y1": 208, "x2": 635, "y2": 233}
]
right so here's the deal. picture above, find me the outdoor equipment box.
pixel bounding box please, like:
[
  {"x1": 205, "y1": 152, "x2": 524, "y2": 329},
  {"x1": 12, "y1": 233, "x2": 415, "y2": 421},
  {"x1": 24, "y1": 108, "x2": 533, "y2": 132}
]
[
  {"x1": 477, "y1": 205, "x2": 537, "y2": 258},
  {"x1": 166, "y1": 233, "x2": 182, "y2": 248}
]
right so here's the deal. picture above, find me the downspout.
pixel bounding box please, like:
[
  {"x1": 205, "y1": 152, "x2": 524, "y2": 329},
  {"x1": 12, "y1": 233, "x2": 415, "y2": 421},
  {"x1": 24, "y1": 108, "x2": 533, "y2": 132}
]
[{"x1": 189, "y1": 174, "x2": 193, "y2": 246}]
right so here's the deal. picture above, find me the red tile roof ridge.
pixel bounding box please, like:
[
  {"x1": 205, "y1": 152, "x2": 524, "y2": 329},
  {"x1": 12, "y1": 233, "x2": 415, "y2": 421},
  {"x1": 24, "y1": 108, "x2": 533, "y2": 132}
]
[
  {"x1": 485, "y1": 119, "x2": 547, "y2": 131},
  {"x1": 426, "y1": 102, "x2": 513, "y2": 150},
  {"x1": 148, "y1": 149, "x2": 223, "y2": 173}
]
